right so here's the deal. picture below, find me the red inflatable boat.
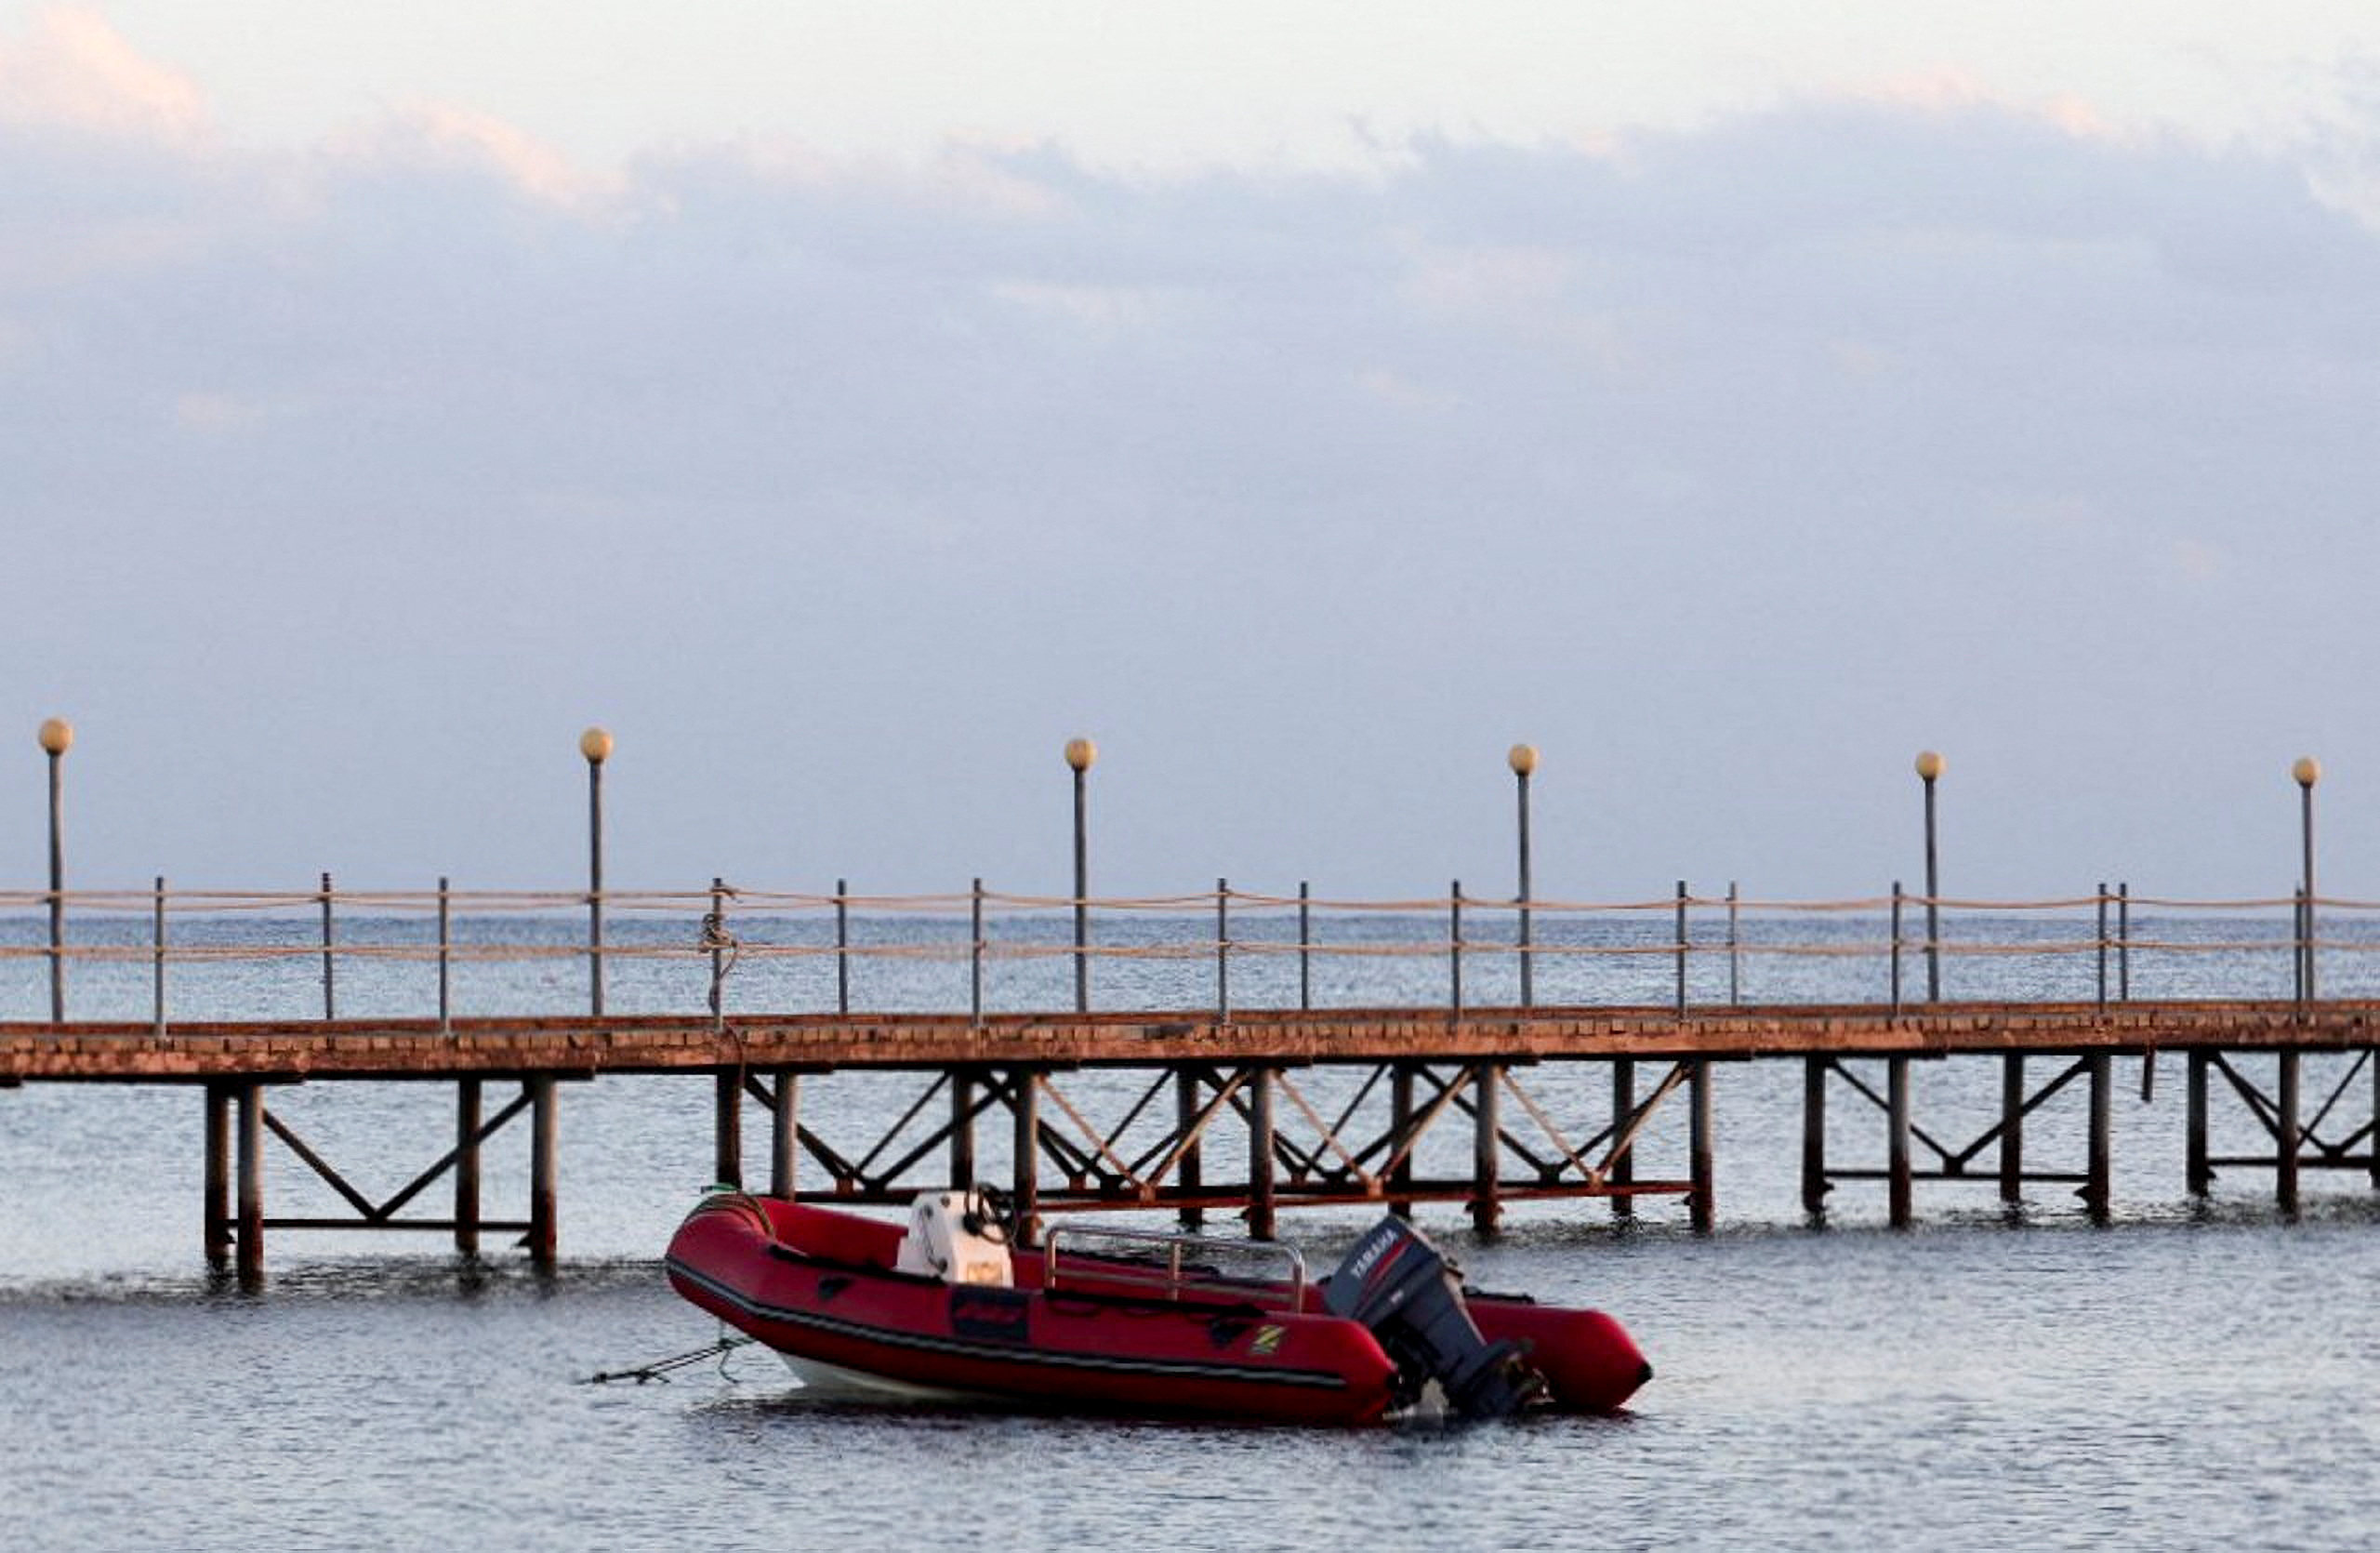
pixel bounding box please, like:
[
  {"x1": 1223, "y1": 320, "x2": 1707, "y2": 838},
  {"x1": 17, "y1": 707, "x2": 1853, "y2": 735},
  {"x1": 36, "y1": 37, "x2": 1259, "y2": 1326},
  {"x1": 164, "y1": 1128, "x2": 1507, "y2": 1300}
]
[{"x1": 666, "y1": 1188, "x2": 1649, "y2": 1425}]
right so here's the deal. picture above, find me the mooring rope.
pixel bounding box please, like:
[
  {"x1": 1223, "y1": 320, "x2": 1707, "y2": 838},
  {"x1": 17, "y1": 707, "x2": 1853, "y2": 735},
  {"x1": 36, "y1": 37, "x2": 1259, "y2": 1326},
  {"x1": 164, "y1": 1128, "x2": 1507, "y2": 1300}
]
[{"x1": 583, "y1": 1329, "x2": 756, "y2": 1386}]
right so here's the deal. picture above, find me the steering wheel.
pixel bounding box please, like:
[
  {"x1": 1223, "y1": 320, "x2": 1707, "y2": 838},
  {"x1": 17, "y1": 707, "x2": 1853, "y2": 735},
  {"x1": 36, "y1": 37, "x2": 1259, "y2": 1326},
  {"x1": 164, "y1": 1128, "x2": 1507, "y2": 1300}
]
[{"x1": 962, "y1": 1183, "x2": 1013, "y2": 1245}]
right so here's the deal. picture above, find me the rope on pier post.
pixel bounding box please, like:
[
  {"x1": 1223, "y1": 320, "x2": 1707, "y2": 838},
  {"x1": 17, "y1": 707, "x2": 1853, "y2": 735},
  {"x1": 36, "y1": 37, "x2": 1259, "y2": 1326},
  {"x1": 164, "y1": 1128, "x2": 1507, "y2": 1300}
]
[
  {"x1": 1727, "y1": 881, "x2": 1740, "y2": 1005},
  {"x1": 1215, "y1": 879, "x2": 1230, "y2": 1024},
  {"x1": 437, "y1": 876, "x2": 452, "y2": 1036},
  {"x1": 836, "y1": 879, "x2": 850, "y2": 1016},
  {"x1": 969, "y1": 879, "x2": 984, "y2": 1028},
  {"x1": 1673, "y1": 881, "x2": 1688, "y2": 1017},
  {"x1": 1890, "y1": 882, "x2": 1904, "y2": 1018},
  {"x1": 1448, "y1": 881, "x2": 1463, "y2": 1022},
  {"x1": 1298, "y1": 881, "x2": 1311, "y2": 1011},
  {"x1": 319, "y1": 871, "x2": 335, "y2": 1021},
  {"x1": 152, "y1": 876, "x2": 166, "y2": 1038},
  {"x1": 707, "y1": 877, "x2": 742, "y2": 1190},
  {"x1": 2096, "y1": 883, "x2": 2109, "y2": 1016}
]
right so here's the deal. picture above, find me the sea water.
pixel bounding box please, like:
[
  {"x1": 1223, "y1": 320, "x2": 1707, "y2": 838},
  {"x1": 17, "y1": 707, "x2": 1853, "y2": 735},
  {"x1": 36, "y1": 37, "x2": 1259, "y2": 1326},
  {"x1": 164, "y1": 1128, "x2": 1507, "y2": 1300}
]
[{"x1": 5, "y1": 909, "x2": 2378, "y2": 1551}]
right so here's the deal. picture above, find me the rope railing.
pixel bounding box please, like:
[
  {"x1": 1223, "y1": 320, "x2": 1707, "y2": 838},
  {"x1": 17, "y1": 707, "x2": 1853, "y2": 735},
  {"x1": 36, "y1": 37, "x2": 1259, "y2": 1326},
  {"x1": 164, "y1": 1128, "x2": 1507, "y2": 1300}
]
[
  {"x1": 7, "y1": 877, "x2": 2370, "y2": 1026},
  {"x1": 7, "y1": 883, "x2": 2375, "y2": 916}
]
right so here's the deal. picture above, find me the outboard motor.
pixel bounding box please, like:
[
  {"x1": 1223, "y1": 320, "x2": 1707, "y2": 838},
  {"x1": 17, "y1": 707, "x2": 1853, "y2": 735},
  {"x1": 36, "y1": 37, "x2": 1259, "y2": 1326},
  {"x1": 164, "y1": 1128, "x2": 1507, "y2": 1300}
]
[{"x1": 1324, "y1": 1217, "x2": 1548, "y2": 1419}]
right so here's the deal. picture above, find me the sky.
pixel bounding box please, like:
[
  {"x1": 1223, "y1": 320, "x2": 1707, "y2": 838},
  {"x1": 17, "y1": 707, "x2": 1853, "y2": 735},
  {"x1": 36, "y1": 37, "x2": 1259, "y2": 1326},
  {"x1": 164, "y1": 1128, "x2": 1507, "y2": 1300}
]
[{"x1": 3, "y1": 4, "x2": 2378, "y2": 903}]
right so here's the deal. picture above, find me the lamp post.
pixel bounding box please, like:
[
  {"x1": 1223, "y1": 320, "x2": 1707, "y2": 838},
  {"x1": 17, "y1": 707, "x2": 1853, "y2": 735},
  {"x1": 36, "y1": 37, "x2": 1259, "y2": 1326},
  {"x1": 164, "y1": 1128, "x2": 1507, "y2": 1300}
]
[
  {"x1": 1914, "y1": 750, "x2": 1944, "y2": 1004},
  {"x1": 2295, "y1": 756, "x2": 2320, "y2": 1002},
  {"x1": 1065, "y1": 737, "x2": 1095, "y2": 1013},
  {"x1": 1509, "y1": 743, "x2": 1538, "y2": 1007},
  {"x1": 581, "y1": 726, "x2": 613, "y2": 1016},
  {"x1": 38, "y1": 717, "x2": 71, "y2": 1022}
]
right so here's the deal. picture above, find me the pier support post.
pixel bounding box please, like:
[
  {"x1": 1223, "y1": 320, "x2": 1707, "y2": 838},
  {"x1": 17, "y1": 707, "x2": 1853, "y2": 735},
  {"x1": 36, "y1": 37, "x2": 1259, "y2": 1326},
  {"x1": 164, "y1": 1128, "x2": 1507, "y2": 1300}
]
[
  {"x1": 2278, "y1": 1050, "x2": 2301, "y2": 1216},
  {"x1": 1471, "y1": 1062, "x2": 1501, "y2": 1238},
  {"x1": 1388, "y1": 1064, "x2": 1415, "y2": 1218},
  {"x1": 1999, "y1": 1054, "x2": 2024, "y2": 1205},
  {"x1": 1609, "y1": 1058, "x2": 1635, "y2": 1221},
  {"x1": 1011, "y1": 1069, "x2": 1040, "y2": 1246},
  {"x1": 951, "y1": 1071, "x2": 977, "y2": 1188},
  {"x1": 713, "y1": 1069, "x2": 742, "y2": 1188},
  {"x1": 2084, "y1": 1053, "x2": 2111, "y2": 1224},
  {"x1": 1887, "y1": 1056, "x2": 1912, "y2": 1228},
  {"x1": 455, "y1": 1078, "x2": 481, "y2": 1256},
  {"x1": 235, "y1": 1082, "x2": 263, "y2": 1285},
  {"x1": 1248, "y1": 1067, "x2": 1277, "y2": 1241},
  {"x1": 770, "y1": 1070, "x2": 798, "y2": 1200},
  {"x1": 528, "y1": 1077, "x2": 558, "y2": 1271},
  {"x1": 1688, "y1": 1059, "x2": 1714, "y2": 1233},
  {"x1": 1176, "y1": 1069, "x2": 1204, "y2": 1229},
  {"x1": 1800, "y1": 1056, "x2": 1827, "y2": 1218},
  {"x1": 204, "y1": 1082, "x2": 231, "y2": 1269},
  {"x1": 2187, "y1": 1051, "x2": 2211, "y2": 1196}
]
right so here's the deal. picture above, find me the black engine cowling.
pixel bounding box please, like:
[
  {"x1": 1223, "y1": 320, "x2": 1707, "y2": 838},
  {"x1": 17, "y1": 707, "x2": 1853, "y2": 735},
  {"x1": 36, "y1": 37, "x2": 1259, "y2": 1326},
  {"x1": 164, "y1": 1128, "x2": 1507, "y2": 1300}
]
[{"x1": 1323, "y1": 1218, "x2": 1548, "y2": 1419}]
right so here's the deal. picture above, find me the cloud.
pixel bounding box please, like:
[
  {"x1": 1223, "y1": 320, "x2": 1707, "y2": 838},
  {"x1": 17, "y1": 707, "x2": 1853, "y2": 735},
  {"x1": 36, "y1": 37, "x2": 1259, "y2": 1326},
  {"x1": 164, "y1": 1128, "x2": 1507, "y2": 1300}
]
[
  {"x1": 4, "y1": 23, "x2": 2379, "y2": 895},
  {"x1": 331, "y1": 102, "x2": 628, "y2": 215},
  {"x1": 0, "y1": 7, "x2": 207, "y2": 143}
]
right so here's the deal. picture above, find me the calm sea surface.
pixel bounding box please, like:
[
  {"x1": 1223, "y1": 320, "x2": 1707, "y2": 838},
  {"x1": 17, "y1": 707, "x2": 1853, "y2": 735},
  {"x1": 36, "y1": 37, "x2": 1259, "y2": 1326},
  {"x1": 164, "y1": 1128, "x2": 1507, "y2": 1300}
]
[{"x1": 7, "y1": 908, "x2": 2380, "y2": 1550}]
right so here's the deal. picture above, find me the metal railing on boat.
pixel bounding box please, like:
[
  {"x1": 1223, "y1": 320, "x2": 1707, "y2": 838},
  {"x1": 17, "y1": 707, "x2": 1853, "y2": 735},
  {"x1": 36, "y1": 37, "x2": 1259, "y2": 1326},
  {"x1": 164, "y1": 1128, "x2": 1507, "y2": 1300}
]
[{"x1": 1040, "y1": 1224, "x2": 1308, "y2": 1312}]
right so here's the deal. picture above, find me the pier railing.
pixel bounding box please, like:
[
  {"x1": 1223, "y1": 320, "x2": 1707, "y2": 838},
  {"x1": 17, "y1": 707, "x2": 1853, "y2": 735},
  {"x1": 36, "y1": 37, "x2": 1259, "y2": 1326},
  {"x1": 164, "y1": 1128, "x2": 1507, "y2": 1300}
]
[{"x1": 1, "y1": 879, "x2": 2371, "y2": 1025}]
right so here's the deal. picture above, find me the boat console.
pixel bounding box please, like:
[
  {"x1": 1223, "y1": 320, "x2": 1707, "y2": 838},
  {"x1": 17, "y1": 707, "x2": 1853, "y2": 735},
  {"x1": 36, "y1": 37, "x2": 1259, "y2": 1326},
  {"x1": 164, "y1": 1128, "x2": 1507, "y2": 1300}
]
[
  {"x1": 1322, "y1": 1218, "x2": 1548, "y2": 1419},
  {"x1": 892, "y1": 1188, "x2": 1015, "y2": 1286}
]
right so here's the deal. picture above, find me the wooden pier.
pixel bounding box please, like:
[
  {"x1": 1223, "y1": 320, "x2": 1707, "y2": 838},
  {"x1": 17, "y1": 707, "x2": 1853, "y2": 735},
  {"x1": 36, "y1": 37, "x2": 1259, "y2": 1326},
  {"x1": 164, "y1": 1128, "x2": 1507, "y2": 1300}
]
[
  {"x1": 7, "y1": 723, "x2": 2375, "y2": 1282},
  {"x1": 8, "y1": 994, "x2": 2377, "y2": 1283}
]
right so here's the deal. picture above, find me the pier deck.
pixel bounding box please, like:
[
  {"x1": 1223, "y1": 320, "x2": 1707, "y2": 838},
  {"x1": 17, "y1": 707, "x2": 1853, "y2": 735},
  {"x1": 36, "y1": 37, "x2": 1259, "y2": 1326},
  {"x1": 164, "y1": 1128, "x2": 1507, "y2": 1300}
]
[
  {"x1": 9, "y1": 997, "x2": 2379, "y2": 1285},
  {"x1": 6, "y1": 997, "x2": 2377, "y2": 1082}
]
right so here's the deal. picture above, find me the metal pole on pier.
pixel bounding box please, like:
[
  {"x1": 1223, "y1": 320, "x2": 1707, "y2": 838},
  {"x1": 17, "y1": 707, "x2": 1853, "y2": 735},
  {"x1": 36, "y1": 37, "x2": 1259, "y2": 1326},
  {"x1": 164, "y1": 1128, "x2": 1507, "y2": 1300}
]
[
  {"x1": 1298, "y1": 880, "x2": 1311, "y2": 1011},
  {"x1": 152, "y1": 875, "x2": 166, "y2": 1037},
  {"x1": 2295, "y1": 757, "x2": 2320, "y2": 1006},
  {"x1": 319, "y1": 871, "x2": 336, "y2": 1019},
  {"x1": 711, "y1": 876, "x2": 741, "y2": 1189},
  {"x1": 1673, "y1": 880, "x2": 1688, "y2": 1017},
  {"x1": 39, "y1": 717, "x2": 70, "y2": 1023},
  {"x1": 582, "y1": 726, "x2": 613, "y2": 1017},
  {"x1": 2281, "y1": 760, "x2": 2312, "y2": 1215},
  {"x1": 447, "y1": 872, "x2": 478, "y2": 1254},
  {"x1": 1915, "y1": 750, "x2": 1944, "y2": 1004},
  {"x1": 1510, "y1": 744, "x2": 1537, "y2": 1007},
  {"x1": 836, "y1": 878, "x2": 851, "y2": 1016},
  {"x1": 1065, "y1": 737, "x2": 1095, "y2": 1014}
]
